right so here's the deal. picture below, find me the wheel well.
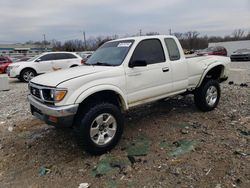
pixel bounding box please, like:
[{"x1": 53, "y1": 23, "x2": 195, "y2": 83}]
[
  {"x1": 70, "y1": 65, "x2": 78, "y2": 68},
  {"x1": 204, "y1": 65, "x2": 224, "y2": 81},
  {"x1": 20, "y1": 68, "x2": 37, "y2": 76},
  {"x1": 78, "y1": 90, "x2": 124, "y2": 112}
]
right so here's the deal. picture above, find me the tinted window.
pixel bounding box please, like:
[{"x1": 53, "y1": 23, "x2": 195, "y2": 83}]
[
  {"x1": 130, "y1": 39, "x2": 165, "y2": 65},
  {"x1": 54, "y1": 53, "x2": 65, "y2": 60},
  {"x1": 164, "y1": 38, "x2": 180, "y2": 61},
  {"x1": 40, "y1": 54, "x2": 56, "y2": 61},
  {"x1": 65, "y1": 53, "x2": 77, "y2": 59},
  {"x1": 55, "y1": 53, "x2": 77, "y2": 60}
]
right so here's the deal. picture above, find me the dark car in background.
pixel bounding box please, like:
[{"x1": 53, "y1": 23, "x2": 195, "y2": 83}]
[
  {"x1": 0, "y1": 56, "x2": 12, "y2": 73},
  {"x1": 230, "y1": 49, "x2": 250, "y2": 61},
  {"x1": 197, "y1": 46, "x2": 227, "y2": 56}
]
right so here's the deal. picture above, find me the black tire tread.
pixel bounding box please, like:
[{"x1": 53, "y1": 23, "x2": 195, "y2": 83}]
[
  {"x1": 74, "y1": 102, "x2": 124, "y2": 155},
  {"x1": 194, "y1": 79, "x2": 221, "y2": 112},
  {"x1": 20, "y1": 68, "x2": 36, "y2": 82}
]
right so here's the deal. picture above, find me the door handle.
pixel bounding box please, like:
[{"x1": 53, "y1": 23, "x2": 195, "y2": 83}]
[{"x1": 162, "y1": 67, "x2": 169, "y2": 72}]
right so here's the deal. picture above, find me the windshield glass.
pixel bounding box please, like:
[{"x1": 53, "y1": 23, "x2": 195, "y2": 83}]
[
  {"x1": 27, "y1": 54, "x2": 41, "y2": 62},
  {"x1": 86, "y1": 40, "x2": 134, "y2": 66}
]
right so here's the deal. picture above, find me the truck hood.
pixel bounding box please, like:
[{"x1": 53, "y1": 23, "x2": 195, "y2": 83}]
[{"x1": 31, "y1": 65, "x2": 112, "y2": 87}]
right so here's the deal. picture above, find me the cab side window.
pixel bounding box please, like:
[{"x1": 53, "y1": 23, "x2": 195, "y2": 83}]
[
  {"x1": 130, "y1": 39, "x2": 165, "y2": 65},
  {"x1": 164, "y1": 38, "x2": 180, "y2": 61}
]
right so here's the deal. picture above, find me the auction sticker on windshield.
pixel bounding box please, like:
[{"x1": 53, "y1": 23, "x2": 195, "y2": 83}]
[{"x1": 117, "y1": 42, "x2": 132, "y2": 47}]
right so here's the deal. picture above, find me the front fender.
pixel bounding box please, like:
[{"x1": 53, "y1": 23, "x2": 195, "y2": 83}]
[{"x1": 75, "y1": 84, "x2": 128, "y2": 110}]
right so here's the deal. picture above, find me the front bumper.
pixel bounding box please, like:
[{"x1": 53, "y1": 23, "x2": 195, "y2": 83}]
[
  {"x1": 8, "y1": 68, "x2": 19, "y2": 78},
  {"x1": 28, "y1": 95, "x2": 79, "y2": 127}
]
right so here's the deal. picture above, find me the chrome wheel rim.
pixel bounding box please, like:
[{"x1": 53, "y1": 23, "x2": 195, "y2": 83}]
[
  {"x1": 90, "y1": 113, "x2": 117, "y2": 146},
  {"x1": 23, "y1": 71, "x2": 35, "y2": 82},
  {"x1": 206, "y1": 86, "x2": 218, "y2": 107}
]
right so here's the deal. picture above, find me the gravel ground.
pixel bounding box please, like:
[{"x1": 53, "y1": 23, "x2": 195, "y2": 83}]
[{"x1": 0, "y1": 61, "x2": 249, "y2": 188}]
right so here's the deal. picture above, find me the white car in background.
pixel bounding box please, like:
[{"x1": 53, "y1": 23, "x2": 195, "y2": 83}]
[{"x1": 7, "y1": 52, "x2": 83, "y2": 82}]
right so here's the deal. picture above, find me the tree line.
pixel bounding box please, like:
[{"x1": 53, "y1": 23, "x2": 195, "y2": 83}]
[
  {"x1": 26, "y1": 29, "x2": 250, "y2": 51},
  {"x1": 173, "y1": 29, "x2": 250, "y2": 50}
]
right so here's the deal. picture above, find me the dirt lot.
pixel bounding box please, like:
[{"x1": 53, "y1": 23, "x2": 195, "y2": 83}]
[{"x1": 0, "y1": 62, "x2": 249, "y2": 188}]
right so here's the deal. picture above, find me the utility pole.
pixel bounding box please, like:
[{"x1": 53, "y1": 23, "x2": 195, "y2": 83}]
[
  {"x1": 83, "y1": 31, "x2": 87, "y2": 50},
  {"x1": 139, "y1": 29, "x2": 142, "y2": 36},
  {"x1": 169, "y1": 29, "x2": 172, "y2": 35},
  {"x1": 43, "y1": 34, "x2": 46, "y2": 51}
]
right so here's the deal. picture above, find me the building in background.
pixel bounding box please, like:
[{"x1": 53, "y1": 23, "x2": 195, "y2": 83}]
[
  {"x1": 209, "y1": 40, "x2": 250, "y2": 56},
  {"x1": 0, "y1": 44, "x2": 53, "y2": 57}
]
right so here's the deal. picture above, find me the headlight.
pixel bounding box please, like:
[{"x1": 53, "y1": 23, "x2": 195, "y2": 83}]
[
  {"x1": 53, "y1": 89, "x2": 67, "y2": 102},
  {"x1": 42, "y1": 88, "x2": 67, "y2": 102}
]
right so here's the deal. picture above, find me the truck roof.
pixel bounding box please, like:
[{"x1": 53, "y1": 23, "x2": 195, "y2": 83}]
[{"x1": 111, "y1": 35, "x2": 176, "y2": 42}]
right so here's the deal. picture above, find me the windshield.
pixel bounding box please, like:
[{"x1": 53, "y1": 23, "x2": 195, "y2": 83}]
[
  {"x1": 86, "y1": 40, "x2": 134, "y2": 66},
  {"x1": 27, "y1": 54, "x2": 41, "y2": 62}
]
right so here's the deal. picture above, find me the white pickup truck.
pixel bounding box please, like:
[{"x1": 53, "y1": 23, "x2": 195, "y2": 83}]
[{"x1": 28, "y1": 35, "x2": 229, "y2": 154}]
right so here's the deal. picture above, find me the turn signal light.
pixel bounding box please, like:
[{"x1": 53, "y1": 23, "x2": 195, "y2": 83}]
[{"x1": 54, "y1": 90, "x2": 67, "y2": 102}]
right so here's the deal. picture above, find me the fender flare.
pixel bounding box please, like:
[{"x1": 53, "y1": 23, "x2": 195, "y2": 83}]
[
  {"x1": 197, "y1": 63, "x2": 226, "y2": 87},
  {"x1": 75, "y1": 84, "x2": 128, "y2": 110}
]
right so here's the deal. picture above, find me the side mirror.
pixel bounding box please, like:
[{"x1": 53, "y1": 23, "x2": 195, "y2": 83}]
[
  {"x1": 129, "y1": 60, "x2": 147, "y2": 68},
  {"x1": 35, "y1": 58, "x2": 41, "y2": 62}
]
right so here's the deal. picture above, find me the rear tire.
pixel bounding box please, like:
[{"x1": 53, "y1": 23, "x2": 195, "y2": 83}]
[
  {"x1": 74, "y1": 102, "x2": 124, "y2": 155},
  {"x1": 194, "y1": 79, "x2": 221, "y2": 112}
]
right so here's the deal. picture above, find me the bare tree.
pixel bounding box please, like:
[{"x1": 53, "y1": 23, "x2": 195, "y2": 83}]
[
  {"x1": 173, "y1": 32, "x2": 184, "y2": 40},
  {"x1": 232, "y1": 29, "x2": 245, "y2": 40}
]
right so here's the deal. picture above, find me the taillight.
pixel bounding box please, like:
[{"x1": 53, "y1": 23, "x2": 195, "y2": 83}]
[{"x1": 81, "y1": 59, "x2": 84, "y2": 64}]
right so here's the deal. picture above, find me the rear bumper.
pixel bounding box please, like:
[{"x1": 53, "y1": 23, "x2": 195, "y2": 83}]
[{"x1": 28, "y1": 95, "x2": 79, "y2": 127}]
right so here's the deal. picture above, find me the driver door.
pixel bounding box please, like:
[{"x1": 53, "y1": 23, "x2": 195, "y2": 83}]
[{"x1": 125, "y1": 39, "x2": 172, "y2": 105}]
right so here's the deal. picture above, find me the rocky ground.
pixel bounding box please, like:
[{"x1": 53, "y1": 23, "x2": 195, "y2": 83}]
[{"x1": 0, "y1": 62, "x2": 249, "y2": 188}]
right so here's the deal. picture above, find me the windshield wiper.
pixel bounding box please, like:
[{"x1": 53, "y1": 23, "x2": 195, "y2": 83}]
[{"x1": 91, "y1": 62, "x2": 113, "y2": 66}]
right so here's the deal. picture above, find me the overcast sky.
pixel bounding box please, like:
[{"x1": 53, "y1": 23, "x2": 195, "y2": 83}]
[{"x1": 1, "y1": 0, "x2": 250, "y2": 43}]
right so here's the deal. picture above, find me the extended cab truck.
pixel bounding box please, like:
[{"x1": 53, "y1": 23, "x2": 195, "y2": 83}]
[{"x1": 28, "y1": 35, "x2": 229, "y2": 155}]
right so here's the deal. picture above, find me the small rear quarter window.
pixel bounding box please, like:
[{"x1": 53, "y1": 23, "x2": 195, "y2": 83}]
[{"x1": 164, "y1": 38, "x2": 180, "y2": 61}]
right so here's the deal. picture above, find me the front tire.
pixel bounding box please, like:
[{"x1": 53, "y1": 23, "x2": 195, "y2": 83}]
[
  {"x1": 20, "y1": 69, "x2": 36, "y2": 82},
  {"x1": 74, "y1": 102, "x2": 124, "y2": 155},
  {"x1": 194, "y1": 79, "x2": 221, "y2": 112}
]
